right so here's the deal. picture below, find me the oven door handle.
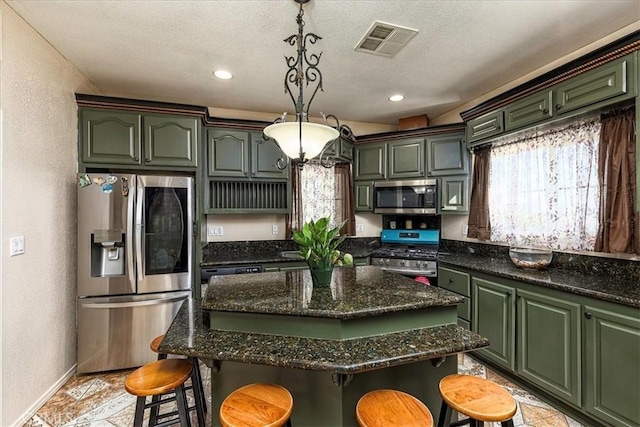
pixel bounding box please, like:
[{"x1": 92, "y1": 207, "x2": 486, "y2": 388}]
[{"x1": 379, "y1": 266, "x2": 437, "y2": 276}]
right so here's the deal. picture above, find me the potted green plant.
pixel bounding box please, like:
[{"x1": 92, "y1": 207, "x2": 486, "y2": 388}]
[{"x1": 292, "y1": 217, "x2": 353, "y2": 287}]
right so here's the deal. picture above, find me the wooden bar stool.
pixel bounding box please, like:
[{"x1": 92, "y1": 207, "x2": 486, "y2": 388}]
[
  {"x1": 125, "y1": 359, "x2": 193, "y2": 427},
  {"x1": 150, "y1": 334, "x2": 207, "y2": 426},
  {"x1": 356, "y1": 389, "x2": 434, "y2": 427},
  {"x1": 437, "y1": 374, "x2": 516, "y2": 427},
  {"x1": 219, "y1": 383, "x2": 294, "y2": 427}
]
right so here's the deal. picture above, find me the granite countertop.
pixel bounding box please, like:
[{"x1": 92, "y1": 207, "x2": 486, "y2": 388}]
[
  {"x1": 159, "y1": 298, "x2": 489, "y2": 374},
  {"x1": 201, "y1": 237, "x2": 379, "y2": 267},
  {"x1": 203, "y1": 265, "x2": 464, "y2": 319},
  {"x1": 438, "y1": 252, "x2": 640, "y2": 308}
]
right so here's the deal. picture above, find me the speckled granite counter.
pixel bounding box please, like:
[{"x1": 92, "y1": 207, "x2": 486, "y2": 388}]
[
  {"x1": 160, "y1": 266, "x2": 489, "y2": 426},
  {"x1": 201, "y1": 237, "x2": 379, "y2": 266},
  {"x1": 438, "y1": 252, "x2": 640, "y2": 308}
]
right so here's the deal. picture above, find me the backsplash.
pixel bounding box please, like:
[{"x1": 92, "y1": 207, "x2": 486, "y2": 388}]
[{"x1": 440, "y1": 239, "x2": 640, "y2": 283}]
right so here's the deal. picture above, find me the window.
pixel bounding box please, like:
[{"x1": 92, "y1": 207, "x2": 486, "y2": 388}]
[{"x1": 488, "y1": 118, "x2": 601, "y2": 251}]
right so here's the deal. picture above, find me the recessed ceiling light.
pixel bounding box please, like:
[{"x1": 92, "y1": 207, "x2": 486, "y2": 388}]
[
  {"x1": 389, "y1": 94, "x2": 405, "y2": 102},
  {"x1": 213, "y1": 70, "x2": 233, "y2": 80}
]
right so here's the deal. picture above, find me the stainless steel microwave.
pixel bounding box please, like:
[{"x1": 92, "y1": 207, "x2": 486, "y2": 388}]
[{"x1": 374, "y1": 179, "x2": 438, "y2": 214}]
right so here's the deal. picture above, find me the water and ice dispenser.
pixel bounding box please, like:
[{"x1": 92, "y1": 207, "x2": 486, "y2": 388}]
[{"x1": 90, "y1": 229, "x2": 125, "y2": 277}]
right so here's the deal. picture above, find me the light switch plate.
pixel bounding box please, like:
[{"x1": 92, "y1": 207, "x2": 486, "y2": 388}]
[
  {"x1": 272, "y1": 225, "x2": 279, "y2": 235},
  {"x1": 356, "y1": 224, "x2": 364, "y2": 232},
  {"x1": 10, "y1": 236, "x2": 25, "y2": 256}
]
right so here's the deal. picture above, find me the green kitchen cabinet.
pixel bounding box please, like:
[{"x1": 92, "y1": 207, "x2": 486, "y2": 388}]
[
  {"x1": 440, "y1": 176, "x2": 469, "y2": 213},
  {"x1": 504, "y1": 90, "x2": 553, "y2": 131},
  {"x1": 583, "y1": 303, "x2": 640, "y2": 427},
  {"x1": 208, "y1": 129, "x2": 287, "y2": 180},
  {"x1": 251, "y1": 132, "x2": 290, "y2": 179},
  {"x1": 438, "y1": 267, "x2": 471, "y2": 328},
  {"x1": 207, "y1": 129, "x2": 250, "y2": 178},
  {"x1": 466, "y1": 110, "x2": 504, "y2": 146},
  {"x1": 517, "y1": 288, "x2": 582, "y2": 407},
  {"x1": 354, "y1": 143, "x2": 387, "y2": 180},
  {"x1": 355, "y1": 182, "x2": 374, "y2": 212},
  {"x1": 472, "y1": 277, "x2": 516, "y2": 371},
  {"x1": 554, "y1": 54, "x2": 636, "y2": 116},
  {"x1": 80, "y1": 108, "x2": 199, "y2": 169},
  {"x1": 320, "y1": 137, "x2": 353, "y2": 162},
  {"x1": 426, "y1": 133, "x2": 469, "y2": 176},
  {"x1": 388, "y1": 138, "x2": 425, "y2": 179}
]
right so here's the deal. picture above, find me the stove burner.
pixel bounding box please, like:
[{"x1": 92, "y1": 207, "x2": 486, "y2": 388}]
[{"x1": 371, "y1": 245, "x2": 438, "y2": 260}]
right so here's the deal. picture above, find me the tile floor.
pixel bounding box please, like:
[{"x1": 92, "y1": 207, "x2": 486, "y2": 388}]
[{"x1": 25, "y1": 354, "x2": 586, "y2": 427}]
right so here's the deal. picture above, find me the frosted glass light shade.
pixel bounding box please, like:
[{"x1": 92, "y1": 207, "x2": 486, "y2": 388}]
[{"x1": 264, "y1": 121, "x2": 339, "y2": 160}]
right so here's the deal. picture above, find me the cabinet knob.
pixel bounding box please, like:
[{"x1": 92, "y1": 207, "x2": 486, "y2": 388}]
[
  {"x1": 134, "y1": 156, "x2": 139, "y2": 162},
  {"x1": 448, "y1": 278, "x2": 454, "y2": 283},
  {"x1": 542, "y1": 108, "x2": 549, "y2": 114},
  {"x1": 506, "y1": 291, "x2": 512, "y2": 296},
  {"x1": 146, "y1": 157, "x2": 151, "y2": 162},
  {"x1": 584, "y1": 312, "x2": 592, "y2": 319},
  {"x1": 556, "y1": 104, "x2": 562, "y2": 110}
]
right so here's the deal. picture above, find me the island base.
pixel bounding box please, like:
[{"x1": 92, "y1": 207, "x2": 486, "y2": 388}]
[{"x1": 211, "y1": 357, "x2": 456, "y2": 426}]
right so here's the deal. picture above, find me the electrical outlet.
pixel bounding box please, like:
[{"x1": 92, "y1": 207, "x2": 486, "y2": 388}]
[
  {"x1": 272, "y1": 225, "x2": 279, "y2": 235},
  {"x1": 208, "y1": 226, "x2": 223, "y2": 236},
  {"x1": 9, "y1": 236, "x2": 25, "y2": 256},
  {"x1": 462, "y1": 224, "x2": 468, "y2": 236},
  {"x1": 356, "y1": 223, "x2": 364, "y2": 233}
]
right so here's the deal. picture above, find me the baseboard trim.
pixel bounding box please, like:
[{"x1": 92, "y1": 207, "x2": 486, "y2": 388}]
[{"x1": 10, "y1": 363, "x2": 77, "y2": 427}]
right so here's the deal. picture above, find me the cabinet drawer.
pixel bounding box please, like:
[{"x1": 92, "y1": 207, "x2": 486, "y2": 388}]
[
  {"x1": 504, "y1": 90, "x2": 553, "y2": 131},
  {"x1": 439, "y1": 267, "x2": 470, "y2": 296},
  {"x1": 458, "y1": 296, "x2": 471, "y2": 322},
  {"x1": 466, "y1": 110, "x2": 503, "y2": 144}
]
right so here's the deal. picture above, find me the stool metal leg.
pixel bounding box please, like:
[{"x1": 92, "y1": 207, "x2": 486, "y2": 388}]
[
  {"x1": 188, "y1": 357, "x2": 206, "y2": 426},
  {"x1": 437, "y1": 400, "x2": 453, "y2": 427},
  {"x1": 133, "y1": 396, "x2": 146, "y2": 427},
  {"x1": 501, "y1": 421, "x2": 515, "y2": 427},
  {"x1": 175, "y1": 384, "x2": 192, "y2": 427}
]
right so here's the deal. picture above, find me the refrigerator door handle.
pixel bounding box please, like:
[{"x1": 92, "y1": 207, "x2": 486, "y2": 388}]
[
  {"x1": 127, "y1": 175, "x2": 137, "y2": 289},
  {"x1": 135, "y1": 176, "x2": 144, "y2": 284},
  {"x1": 80, "y1": 294, "x2": 189, "y2": 309}
]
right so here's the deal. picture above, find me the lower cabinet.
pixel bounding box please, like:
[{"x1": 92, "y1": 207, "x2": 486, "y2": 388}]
[
  {"x1": 442, "y1": 264, "x2": 639, "y2": 427},
  {"x1": 438, "y1": 266, "x2": 471, "y2": 329},
  {"x1": 583, "y1": 304, "x2": 640, "y2": 427}
]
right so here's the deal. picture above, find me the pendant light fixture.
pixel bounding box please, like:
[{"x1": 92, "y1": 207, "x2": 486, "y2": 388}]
[{"x1": 264, "y1": 0, "x2": 347, "y2": 169}]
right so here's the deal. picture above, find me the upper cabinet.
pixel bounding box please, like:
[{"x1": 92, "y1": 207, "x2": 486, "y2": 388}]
[
  {"x1": 79, "y1": 107, "x2": 200, "y2": 170},
  {"x1": 503, "y1": 90, "x2": 553, "y2": 131},
  {"x1": 354, "y1": 142, "x2": 387, "y2": 180},
  {"x1": 388, "y1": 138, "x2": 425, "y2": 179},
  {"x1": 464, "y1": 52, "x2": 637, "y2": 147},
  {"x1": 320, "y1": 137, "x2": 353, "y2": 163},
  {"x1": 426, "y1": 133, "x2": 469, "y2": 176},
  {"x1": 207, "y1": 129, "x2": 287, "y2": 180},
  {"x1": 554, "y1": 55, "x2": 634, "y2": 115}
]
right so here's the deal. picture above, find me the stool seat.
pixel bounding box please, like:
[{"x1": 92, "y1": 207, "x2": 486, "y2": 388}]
[
  {"x1": 150, "y1": 334, "x2": 164, "y2": 354},
  {"x1": 356, "y1": 389, "x2": 434, "y2": 427},
  {"x1": 125, "y1": 359, "x2": 192, "y2": 397},
  {"x1": 220, "y1": 383, "x2": 293, "y2": 427},
  {"x1": 439, "y1": 374, "x2": 517, "y2": 422}
]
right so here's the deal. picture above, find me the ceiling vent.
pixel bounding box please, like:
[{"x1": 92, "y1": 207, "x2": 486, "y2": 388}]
[{"x1": 354, "y1": 21, "x2": 418, "y2": 57}]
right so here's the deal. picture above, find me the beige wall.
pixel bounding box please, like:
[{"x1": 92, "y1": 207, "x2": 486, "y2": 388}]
[{"x1": 1, "y1": 3, "x2": 99, "y2": 425}]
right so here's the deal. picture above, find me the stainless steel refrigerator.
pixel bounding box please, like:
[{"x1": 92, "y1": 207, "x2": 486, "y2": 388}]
[{"x1": 77, "y1": 174, "x2": 193, "y2": 373}]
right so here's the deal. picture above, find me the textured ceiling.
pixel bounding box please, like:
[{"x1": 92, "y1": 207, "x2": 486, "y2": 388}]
[{"x1": 6, "y1": 0, "x2": 640, "y2": 125}]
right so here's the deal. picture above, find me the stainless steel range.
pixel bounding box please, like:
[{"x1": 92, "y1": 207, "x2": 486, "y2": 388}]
[{"x1": 371, "y1": 229, "x2": 439, "y2": 281}]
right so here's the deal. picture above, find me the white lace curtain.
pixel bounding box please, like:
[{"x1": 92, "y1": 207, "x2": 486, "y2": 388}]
[
  {"x1": 488, "y1": 118, "x2": 601, "y2": 251},
  {"x1": 299, "y1": 161, "x2": 340, "y2": 226}
]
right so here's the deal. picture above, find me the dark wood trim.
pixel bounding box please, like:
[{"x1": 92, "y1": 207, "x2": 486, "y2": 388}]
[
  {"x1": 356, "y1": 123, "x2": 465, "y2": 144},
  {"x1": 75, "y1": 93, "x2": 208, "y2": 118},
  {"x1": 460, "y1": 31, "x2": 640, "y2": 122}
]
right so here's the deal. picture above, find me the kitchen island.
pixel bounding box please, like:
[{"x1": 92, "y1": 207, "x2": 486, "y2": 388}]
[{"x1": 160, "y1": 266, "x2": 489, "y2": 426}]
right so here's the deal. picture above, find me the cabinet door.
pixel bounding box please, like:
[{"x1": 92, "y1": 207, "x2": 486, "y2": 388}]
[
  {"x1": 339, "y1": 139, "x2": 353, "y2": 162},
  {"x1": 504, "y1": 90, "x2": 553, "y2": 131},
  {"x1": 466, "y1": 110, "x2": 504, "y2": 145},
  {"x1": 517, "y1": 289, "x2": 581, "y2": 407},
  {"x1": 354, "y1": 143, "x2": 387, "y2": 180},
  {"x1": 355, "y1": 182, "x2": 374, "y2": 212},
  {"x1": 388, "y1": 138, "x2": 425, "y2": 179},
  {"x1": 440, "y1": 176, "x2": 469, "y2": 213},
  {"x1": 144, "y1": 115, "x2": 199, "y2": 168},
  {"x1": 208, "y1": 129, "x2": 250, "y2": 178},
  {"x1": 554, "y1": 55, "x2": 634, "y2": 115},
  {"x1": 427, "y1": 133, "x2": 468, "y2": 176},
  {"x1": 584, "y1": 305, "x2": 640, "y2": 427},
  {"x1": 251, "y1": 133, "x2": 289, "y2": 179},
  {"x1": 80, "y1": 108, "x2": 142, "y2": 166},
  {"x1": 472, "y1": 277, "x2": 515, "y2": 370}
]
